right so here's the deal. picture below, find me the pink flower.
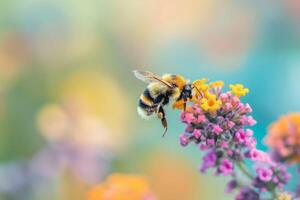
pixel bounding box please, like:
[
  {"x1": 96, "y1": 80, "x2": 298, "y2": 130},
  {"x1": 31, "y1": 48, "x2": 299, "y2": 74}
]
[
  {"x1": 235, "y1": 129, "x2": 253, "y2": 145},
  {"x1": 219, "y1": 94, "x2": 228, "y2": 102},
  {"x1": 224, "y1": 103, "x2": 233, "y2": 111},
  {"x1": 227, "y1": 150, "x2": 234, "y2": 156},
  {"x1": 245, "y1": 137, "x2": 257, "y2": 148},
  {"x1": 207, "y1": 139, "x2": 215, "y2": 146},
  {"x1": 199, "y1": 144, "x2": 209, "y2": 150},
  {"x1": 179, "y1": 134, "x2": 189, "y2": 146},
  {"x1": 228, "y1": 121, "x2": 235, "y2": 129},
  {"x1": 193, "y1": 129, "x2": 201, "y2": 138},
  {"x1": 235, "y1": 129, "x2": 247, "y2": 144},
  {"x1": 256, "y1": 167, "x2": 273, "y2": 182},
  {"x1": 194, "y1": 106, "x2": 202, "y2": 114},
  {"x1": 247, "y1": 116, "x2": 257, "y2": 126},
  {"x1": 220, "y1": 141, "x2": 229, "y2": 148},
  {"x1": 244, "y1": 103, "x2": 252, "y2": 113},
  {"x1": 240, "y1": 116, "x2": 257, "y2": 126},
  {"x1": 272, "y1": 177, "x2": 279, "y2": 183},
  {"x1": 260, "y1": 187, "x2": 267, "y2": 192},
  {"x1": 180, "y1": 112, "x2": 186, "y2": 121},
  {"x1": 246, "y1": 148, "x2": 260, "y2": 160},
  {"x1": 212, "y1": 125, "x2": 223, "y2": 135},
  {"x1": 246, "y1": 149, "x2": 273, "y2": 165},
  {"x1": 196, "y1": 115, "x2": 206, "y2": 123},
  {"x1": 184, "y1": 113, "x2": 195, "y2": 124},
  {"x1": 218, "y1": 159, "x2": 233, "y2": 176},
  {"x1": 232, "y1": 96, "x2": 240, "y2": 106}
]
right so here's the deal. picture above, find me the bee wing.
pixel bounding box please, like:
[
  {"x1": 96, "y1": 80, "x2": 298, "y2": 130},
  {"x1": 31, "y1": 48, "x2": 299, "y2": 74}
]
[{"x1": 133, "y1": 70, "x2": 173, "y2": 88}]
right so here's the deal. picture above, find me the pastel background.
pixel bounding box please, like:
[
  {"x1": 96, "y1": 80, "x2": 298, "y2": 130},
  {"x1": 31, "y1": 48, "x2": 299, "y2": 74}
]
[{"x1": 0, "y1": 0, "x2": 300, "y2": 199}]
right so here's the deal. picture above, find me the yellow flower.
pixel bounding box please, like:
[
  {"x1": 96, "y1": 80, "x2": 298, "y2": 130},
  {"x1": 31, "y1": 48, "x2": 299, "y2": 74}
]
[
  {"x1": 199, "y1": 95, "x2": 222, "y2": 113},
  {"x1": 88, "y1": 173, "x2": 156, "y2": 200},
  {"x1": 229, "y1": 84, "x2": 249, "y2": 97},
  {"x1": 209, "y1": 81, "x2": 224, "y2": 89},
  {"x1": 277, "y1": 192, "x2": 292, "y2": 200},
  {"x1": 203, "y1": 90, "x2": 215, "y2": 99},
  {"x1": 192, "y1": 78, "x2": 209, "y2": 97}
]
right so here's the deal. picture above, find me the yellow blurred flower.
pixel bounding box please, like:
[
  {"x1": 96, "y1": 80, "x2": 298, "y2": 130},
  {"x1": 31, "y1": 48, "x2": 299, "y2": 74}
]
[
  {"x1": 265, "y1": 113, "x2": 300, "y2": 164},
  {"x1": 199, "y1": 95, "x2": 222, "y2": 113},
  {"x1": 229, "y1": 84, "x2": 249, "y2": 97},
  {"x1": 58, "y1": 70, "x2": 129, "y2": 131},
  {"x1": 37, "y1": 103, "x2": 117, "y2": 150},
  {"x1": 37, "y1": 104, "x2": 69, "y2": 141},
  {"x1": 88, "y1": 173, "x2": 156, "y2": 200},
  {"x1": 37, "y1": 69, "x2": 130, "y2": 151},
  {"x1": 209, "y1": 81, "x2": 224, "y2": 89},
  {"x1": 277, "y1": 192, "x2": 292, "y2": 200}
]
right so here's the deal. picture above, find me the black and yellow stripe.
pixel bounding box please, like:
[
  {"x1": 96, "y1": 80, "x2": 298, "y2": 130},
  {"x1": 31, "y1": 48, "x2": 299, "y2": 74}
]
[{"x1": 138, "y1": 87, "x2": 170, "y2": 117}]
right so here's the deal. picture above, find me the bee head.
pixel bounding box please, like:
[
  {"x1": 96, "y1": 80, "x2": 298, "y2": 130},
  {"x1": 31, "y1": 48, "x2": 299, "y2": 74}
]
[{"x1": 182, "y1": 84, "x2": 193, "y2": 99}]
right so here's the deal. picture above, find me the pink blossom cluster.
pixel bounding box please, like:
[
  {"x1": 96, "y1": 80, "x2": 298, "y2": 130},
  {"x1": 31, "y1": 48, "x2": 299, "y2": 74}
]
[{"x1": 178, "y1": 89, "x2": 290, "y2": 199}]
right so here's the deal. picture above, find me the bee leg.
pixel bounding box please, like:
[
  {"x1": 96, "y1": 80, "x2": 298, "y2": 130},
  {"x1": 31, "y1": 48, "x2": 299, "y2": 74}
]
[
  {"x1": 157, "y1": 106, "x2": 168, "y2": 137},
  {"x1": 161, "y1": 117, "x2": 168, "y2": 137},
  {"x1": 183, "y1": 98, "x2": 187, "y2": 111}
]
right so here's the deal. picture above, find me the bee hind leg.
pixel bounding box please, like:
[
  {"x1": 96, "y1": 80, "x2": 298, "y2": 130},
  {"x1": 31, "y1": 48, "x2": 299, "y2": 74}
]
[
  {"x1": 161, "y1": 117, "x2": 168, "y2": 137},
  {"x1": 157, "y1": 106, "x2": 168, "y2": 137}
]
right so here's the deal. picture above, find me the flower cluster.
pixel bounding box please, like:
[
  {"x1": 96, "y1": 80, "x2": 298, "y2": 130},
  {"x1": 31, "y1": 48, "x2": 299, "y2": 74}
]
[
  {"x1": 265, "y1": 113, "x2": 300, "y2": 164},
  {"x1": 88, "y1": 173, "x2": 157, "y2": 200},
  {"x1": 176, "y1": 79, "x2": 291, "y2": 200}
]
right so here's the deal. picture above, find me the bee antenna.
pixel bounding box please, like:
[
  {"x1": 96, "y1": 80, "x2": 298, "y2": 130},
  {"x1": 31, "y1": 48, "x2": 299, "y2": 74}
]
[{"x1": 191, "y1": 83, "x2": 201, "y2": 94}]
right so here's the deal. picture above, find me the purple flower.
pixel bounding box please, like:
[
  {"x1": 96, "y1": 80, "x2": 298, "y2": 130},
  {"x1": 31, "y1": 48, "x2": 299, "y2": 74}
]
[
  {"x1": 177, "y1": 80, "x2": 290, "y2": 199},
  {"x1": 218, "y1": 159, "x2": 233, "y2": 176},
  {"x1": 200, "y1": 151, "x2": 217, "y2": 172},
  {"x1": 235, "y1": 188, "x2": 260, "y2": 200},
  {"x1": 296, "y1": 183, "x2": 300, "y2": 198},
  {"x1": 234, "y1": 129, "x2": 248, "y2": 144},
  {"x1": 225, "y1": 179, "x2": 238, "y2": 193},
  {"x1": 256, "y1": 167, "x2": 273, "y2": 182}
]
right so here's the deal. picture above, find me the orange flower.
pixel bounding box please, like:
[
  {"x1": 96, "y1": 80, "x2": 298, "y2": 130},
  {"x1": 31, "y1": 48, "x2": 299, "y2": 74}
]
[
  {"x1": 88, "y1": 173, "x2": 157, "y2": 200},
  {"x1": 264, "y1": 113, "x2": 300, "y2": 164},
  {"x1": 172, "y1": 99, "x2": 186, "y2": 110}
]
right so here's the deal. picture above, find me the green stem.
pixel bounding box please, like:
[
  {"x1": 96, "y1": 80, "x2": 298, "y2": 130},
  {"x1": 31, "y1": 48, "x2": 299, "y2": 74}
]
[
  {"x1": 236, "y1": 161, "x2": 254, "y2": 180},
  {"x1": 235, "y1": 162, "x2": 278, "y2": 200},
  {"x1": 271, "y1": 190, "x2": 277, "y2": 199}
]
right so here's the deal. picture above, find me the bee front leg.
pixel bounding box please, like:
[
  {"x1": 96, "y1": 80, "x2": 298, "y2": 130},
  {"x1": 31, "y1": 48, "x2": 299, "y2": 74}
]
[
  {"x1": 157, "y1": 106, "x2": 168, "y2": 137},
  {"x1": 183, "y1": 98, "x2": 187, "y2": 111}
]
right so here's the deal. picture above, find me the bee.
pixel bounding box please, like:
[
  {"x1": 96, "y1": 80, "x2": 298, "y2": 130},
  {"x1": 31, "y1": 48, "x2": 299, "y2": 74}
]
[{"x1": 133, "y1": 70, "x2": 199, "y2": 137}]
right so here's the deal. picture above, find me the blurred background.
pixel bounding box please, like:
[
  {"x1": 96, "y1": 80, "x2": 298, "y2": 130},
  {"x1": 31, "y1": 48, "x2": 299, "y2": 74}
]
[{"x1": 0, "y1": 0, "x2": 300, "y2": 199}]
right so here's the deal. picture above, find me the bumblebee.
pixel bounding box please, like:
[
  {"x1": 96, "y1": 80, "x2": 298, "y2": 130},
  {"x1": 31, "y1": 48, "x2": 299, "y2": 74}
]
[{"x1": 133, "y1": 70, "x2": 199, "y2": 137}]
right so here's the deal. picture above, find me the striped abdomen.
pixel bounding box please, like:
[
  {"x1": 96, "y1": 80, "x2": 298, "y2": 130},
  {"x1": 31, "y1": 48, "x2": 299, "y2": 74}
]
[{"x1": 137, "y1": 86, "x2": 169, "y2": 119}]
